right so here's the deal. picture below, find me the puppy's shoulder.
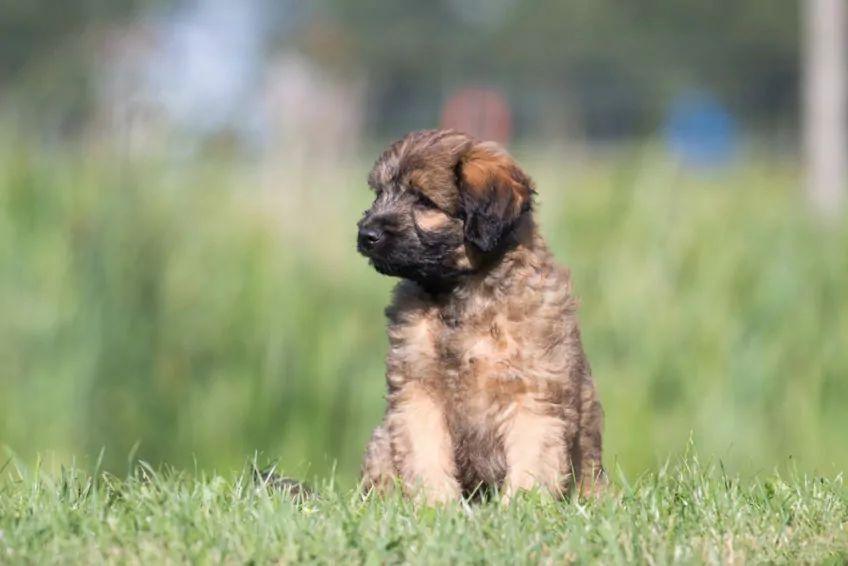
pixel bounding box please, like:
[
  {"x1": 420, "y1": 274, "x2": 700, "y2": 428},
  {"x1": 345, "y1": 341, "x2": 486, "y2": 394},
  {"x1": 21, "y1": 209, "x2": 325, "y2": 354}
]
[{"x1": 531, "y1": 249, "x2": 579, "y2": 316}]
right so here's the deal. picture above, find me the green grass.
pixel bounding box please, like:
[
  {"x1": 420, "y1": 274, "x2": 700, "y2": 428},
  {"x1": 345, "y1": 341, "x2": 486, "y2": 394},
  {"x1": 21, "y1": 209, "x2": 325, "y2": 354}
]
[
  {"x1": 1, "y1": 142, "x2": 847, "y2": 562},
  {"x1": 1, "y1": 454, "x2": 846, "y2": 564},
  {"x1": 1, "y1": 141, "x2": 847, "y2": 486}
]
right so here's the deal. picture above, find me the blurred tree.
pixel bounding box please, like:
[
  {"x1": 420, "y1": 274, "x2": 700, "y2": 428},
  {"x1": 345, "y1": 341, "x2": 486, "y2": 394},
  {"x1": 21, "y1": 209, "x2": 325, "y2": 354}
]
[
  {"x1": 0, "y1": 0, "x2": 162, "y2": 82},
  {"x1": 1, "y1": 0, "x2": 801, "y2": 143},
  {"x1": 0, "y1": 0, "x2": 166, "y2": 140},
  {"x1": 308, "y1": 0, "x2": 799, "y2": 140}
]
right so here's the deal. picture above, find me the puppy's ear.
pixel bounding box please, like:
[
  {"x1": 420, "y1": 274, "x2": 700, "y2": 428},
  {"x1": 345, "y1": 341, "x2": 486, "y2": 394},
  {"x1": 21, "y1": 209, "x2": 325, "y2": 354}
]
[{"x1": 456, "y1": 142, "x2": 534, "y2": 252}]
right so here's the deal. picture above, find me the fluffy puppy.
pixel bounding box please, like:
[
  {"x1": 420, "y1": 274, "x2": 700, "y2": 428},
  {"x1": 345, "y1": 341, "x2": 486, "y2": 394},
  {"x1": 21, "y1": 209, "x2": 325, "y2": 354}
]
[{"x1": 358, "y1": 129, "x2": 604, "y2": 503}]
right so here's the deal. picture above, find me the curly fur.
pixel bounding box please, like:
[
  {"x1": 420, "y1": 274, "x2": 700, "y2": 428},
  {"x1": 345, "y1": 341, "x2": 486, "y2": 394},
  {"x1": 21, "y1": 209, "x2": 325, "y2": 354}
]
[{"x1": 358, "y1": 129, "x2": 604, "y2": 503}]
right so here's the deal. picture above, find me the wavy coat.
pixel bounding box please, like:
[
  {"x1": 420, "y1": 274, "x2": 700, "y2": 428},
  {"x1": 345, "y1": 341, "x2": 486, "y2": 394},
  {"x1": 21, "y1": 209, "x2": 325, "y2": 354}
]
[{"x1": 359, "y1": 130, "x2": 604, "y2": 502}]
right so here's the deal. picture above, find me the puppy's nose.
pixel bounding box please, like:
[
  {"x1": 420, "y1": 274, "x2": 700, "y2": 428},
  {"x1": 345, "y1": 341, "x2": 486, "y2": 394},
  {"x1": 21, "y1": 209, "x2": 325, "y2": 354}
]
[{"x1": 358, "y1": 225, "x2": 384, "y2": 250}]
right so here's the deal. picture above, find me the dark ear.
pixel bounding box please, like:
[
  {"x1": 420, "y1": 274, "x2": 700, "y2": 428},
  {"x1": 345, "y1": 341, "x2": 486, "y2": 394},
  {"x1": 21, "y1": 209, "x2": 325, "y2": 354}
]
[{"x1": 457, "y1": 142, "x2": 534, "y2": 252}]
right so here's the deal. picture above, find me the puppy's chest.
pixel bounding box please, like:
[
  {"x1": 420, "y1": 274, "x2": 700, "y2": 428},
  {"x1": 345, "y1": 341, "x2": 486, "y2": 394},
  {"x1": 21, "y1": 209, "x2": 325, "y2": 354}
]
[{"x1": 390, "y1": 308, "x2": 529, "y2": 398}]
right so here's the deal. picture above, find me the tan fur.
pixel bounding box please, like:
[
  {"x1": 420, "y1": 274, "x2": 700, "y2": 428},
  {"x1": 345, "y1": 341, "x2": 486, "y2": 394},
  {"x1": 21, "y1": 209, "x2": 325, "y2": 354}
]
[
  {"x1": 361, "y1": 130, "x2": 604, "y2": 503},
  {"x1": 413, "y1": 208, "x2": 451, "y2": 231},
  {"x1": 502, "y1": 408, "x2": 568, "y2": 498},
  {"x1": 459, "y1": 142, "x2": 533, "y2": 221},
  {"x1": 386, "y1": 383, "x2": 461, "y2": 503}
]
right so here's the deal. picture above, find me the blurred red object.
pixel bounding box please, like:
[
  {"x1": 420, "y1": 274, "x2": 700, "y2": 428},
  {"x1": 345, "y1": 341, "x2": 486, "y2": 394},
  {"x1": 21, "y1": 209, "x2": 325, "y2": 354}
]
[{"x1": 440, "y1": 87, "x2": 513, "y2": 144}]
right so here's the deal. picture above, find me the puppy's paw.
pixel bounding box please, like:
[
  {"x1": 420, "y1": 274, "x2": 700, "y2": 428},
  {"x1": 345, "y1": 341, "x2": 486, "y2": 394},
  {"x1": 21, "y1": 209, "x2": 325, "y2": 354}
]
[{"x1": 411, "y1": 478, "x2": 461, "y2": 506}]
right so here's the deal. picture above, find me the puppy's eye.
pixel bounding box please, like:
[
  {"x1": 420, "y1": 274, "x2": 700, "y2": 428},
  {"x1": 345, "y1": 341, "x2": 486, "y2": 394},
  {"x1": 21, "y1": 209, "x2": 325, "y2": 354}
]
[{"x1": 415, "y1": 192, "x2": 439, "y2": 210}]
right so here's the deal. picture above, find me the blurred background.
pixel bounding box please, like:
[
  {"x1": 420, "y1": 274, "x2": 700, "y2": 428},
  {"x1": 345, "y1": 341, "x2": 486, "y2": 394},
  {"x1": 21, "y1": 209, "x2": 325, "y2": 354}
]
[{"x1": 1, "y1": 0, "x2": 846, "y2": 486}]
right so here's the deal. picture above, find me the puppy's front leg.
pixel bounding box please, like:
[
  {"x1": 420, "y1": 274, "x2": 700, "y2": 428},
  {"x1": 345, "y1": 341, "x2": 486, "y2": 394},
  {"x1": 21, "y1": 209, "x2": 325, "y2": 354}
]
[
  {"x1": 361, "y1": 423, "x2": 395, "y2": 493},
  {"x1": 502, "y1": 407, "x2": 573, "y2": 500},
  {"x1": 387, "y1": 383, "x2": 460, "y2": 504}
]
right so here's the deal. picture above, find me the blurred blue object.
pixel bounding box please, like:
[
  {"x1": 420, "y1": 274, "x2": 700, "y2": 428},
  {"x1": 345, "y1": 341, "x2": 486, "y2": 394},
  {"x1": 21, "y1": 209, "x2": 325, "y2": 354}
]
[{"x1": 664, "y1": 91, "x2": 738, "y2": 168}]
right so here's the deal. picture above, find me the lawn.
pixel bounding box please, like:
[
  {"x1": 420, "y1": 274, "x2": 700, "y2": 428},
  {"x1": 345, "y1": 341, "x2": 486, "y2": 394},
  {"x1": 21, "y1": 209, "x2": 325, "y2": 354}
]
[
  {"x1": 2, "y1": 142, "x2": 848, "y2": 563},
  {"x1": 1, "y1": 454, "x2": 846, "y2": 564}
]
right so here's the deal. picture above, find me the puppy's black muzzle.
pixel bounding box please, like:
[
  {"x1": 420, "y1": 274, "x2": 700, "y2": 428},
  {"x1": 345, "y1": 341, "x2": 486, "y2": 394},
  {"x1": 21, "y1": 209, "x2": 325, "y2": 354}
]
[
  {"x1": 358, "y1": 213, "x2": 393, "y2": 254},
  {"x1": 357, "y1": 225, "x2": 384, "y2": 251}
]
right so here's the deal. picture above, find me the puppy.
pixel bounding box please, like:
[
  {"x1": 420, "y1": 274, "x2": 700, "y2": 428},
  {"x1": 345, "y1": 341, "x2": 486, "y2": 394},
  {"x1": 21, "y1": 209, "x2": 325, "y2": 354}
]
[{"x1": 358, "y1": 129, "x2": 604, "y2": 503}]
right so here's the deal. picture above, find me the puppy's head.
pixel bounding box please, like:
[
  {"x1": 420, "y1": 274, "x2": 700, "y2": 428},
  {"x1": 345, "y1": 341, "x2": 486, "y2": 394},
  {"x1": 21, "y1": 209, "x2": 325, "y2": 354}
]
[{"x1": 357, "y1": 129, "x2": 534, "y2": 289}]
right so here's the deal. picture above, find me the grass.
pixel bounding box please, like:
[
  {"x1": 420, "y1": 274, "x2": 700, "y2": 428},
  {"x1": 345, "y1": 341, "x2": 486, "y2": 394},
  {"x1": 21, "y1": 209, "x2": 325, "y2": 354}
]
[
  {"x1": 1, "y1": 141, "x2": 847, "y2": 563},
  {"x1": 1, "y1": 140, "x2": 848, "y2": 486},
  {"x1": 1, "y1": 453, "x2": 846, "y2": 564}
]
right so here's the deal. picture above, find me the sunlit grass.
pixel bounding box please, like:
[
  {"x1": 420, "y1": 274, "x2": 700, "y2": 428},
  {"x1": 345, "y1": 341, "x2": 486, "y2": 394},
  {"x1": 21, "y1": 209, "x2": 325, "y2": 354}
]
[{"x1": 0, "y1": 453, "x2": 846, "y2": 563}]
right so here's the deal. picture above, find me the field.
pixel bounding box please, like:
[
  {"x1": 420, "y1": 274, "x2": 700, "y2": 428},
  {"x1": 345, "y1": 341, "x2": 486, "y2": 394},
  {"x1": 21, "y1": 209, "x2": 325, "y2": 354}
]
[
  {"x1": 1, "y1": 454, "x2": 846, "y2": 563},
  {"x1": 1, "y1": 140, "x2": 847, "y2": 490}
]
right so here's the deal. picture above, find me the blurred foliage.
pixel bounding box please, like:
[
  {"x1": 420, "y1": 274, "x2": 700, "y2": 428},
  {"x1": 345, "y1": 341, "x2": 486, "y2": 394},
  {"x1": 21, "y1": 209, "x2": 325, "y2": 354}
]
[
  {"x1": 1, "y1": 0, "x2": 799, "y2": 141},
  {"x1": 1, "y1": 141, "x2": 846, "y2": 485},
  {"x1": 0, "y1": 0, "x2": 163, "y2": 141},
  {"x1": 0, "y1": 1, "x2": 136, "y2": 81},
  {"x1": 320, "y1": 0, "x2": 798, "y2": 137}
]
